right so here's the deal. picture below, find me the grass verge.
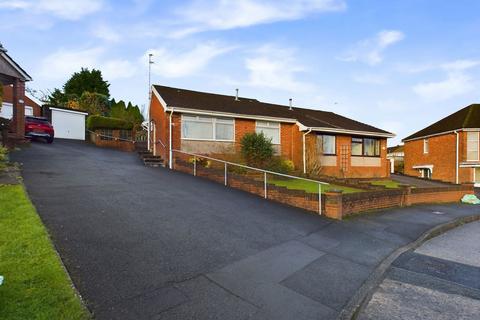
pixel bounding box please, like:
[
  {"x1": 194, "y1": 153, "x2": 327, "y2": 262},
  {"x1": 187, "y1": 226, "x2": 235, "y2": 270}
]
[
  {"x1": 370, "y1": 180, "x2": 401, "y2": 189},
  {"x1": 269, "y1": 178, "x2": 363, "y2": 194},
  {"x1": 0, "y1": 184, "x2": 89, "y2": 320}
]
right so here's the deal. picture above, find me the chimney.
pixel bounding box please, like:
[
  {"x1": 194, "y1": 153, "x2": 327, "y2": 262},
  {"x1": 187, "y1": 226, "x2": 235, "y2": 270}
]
[
  {"x1": 235, "y1": 88, "x2": 239, "y2": 101},
  {"x1": 289, "y1": 98, "x2": 293, "y2": 110}
]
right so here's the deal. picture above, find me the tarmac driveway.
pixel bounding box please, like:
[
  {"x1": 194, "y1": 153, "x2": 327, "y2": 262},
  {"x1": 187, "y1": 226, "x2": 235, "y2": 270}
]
[{"x1": 12, "y1": 140, "x2": 479, "y2": 320}]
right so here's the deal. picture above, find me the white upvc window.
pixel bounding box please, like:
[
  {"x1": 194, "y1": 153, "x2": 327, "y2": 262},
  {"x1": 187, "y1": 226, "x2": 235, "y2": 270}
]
[
  {"x1": 467, "y1": 131, "x2": 479, "y2": 161},
  {"x1": 423, "y1": 138, "x2": 429, "y2": 154},
  {"x1": 181, "y1": 115, "x2": 234, "y2": 141},
  {"x1": 255, "y1": 121, "x2": 280, "y2": 144}
]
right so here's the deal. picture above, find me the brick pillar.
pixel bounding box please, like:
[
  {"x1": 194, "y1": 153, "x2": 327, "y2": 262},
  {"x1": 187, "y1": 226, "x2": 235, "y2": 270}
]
[
  {"x1": 461, "y1": 182, "x2": 475, "y2": 194},
  {"x1": 400, "y1": 185, "x2": 412, "y2": 207},
  {"x1": 11, "y1": 79, "x2": 25, "y2": 138},
  {"x1": 324, "y1": 190, "x2": 343, "y2": 220}
]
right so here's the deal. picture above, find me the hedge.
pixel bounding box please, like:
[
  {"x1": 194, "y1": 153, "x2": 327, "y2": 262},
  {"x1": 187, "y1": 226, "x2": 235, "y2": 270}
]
[{"x1": 87, "y1": 115, "x2": 133, "y2": 130}]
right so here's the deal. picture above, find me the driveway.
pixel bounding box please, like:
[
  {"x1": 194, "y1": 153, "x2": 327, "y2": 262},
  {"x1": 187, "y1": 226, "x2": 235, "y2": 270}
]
[
  {"x1": 391, "y1": 173, "x2": 452, "y2": 188},
  {"x1": 11, "y1": 140, "x2": 480, "y2": 320}
]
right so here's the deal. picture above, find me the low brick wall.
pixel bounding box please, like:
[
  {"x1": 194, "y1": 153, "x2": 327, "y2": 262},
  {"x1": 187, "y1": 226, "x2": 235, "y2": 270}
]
[
  {"x1": 174, "y1": 158, "x2": 324, "y2": 215},
  {"x1": 90, "y1": 130, "x2": 135, "y2": 152},
  {"x1": 335, "y1": 185, "x2": 475, "y2": 218},
  {"x1": 173, "y1": 157, "x2": 475, "y2": 220}
]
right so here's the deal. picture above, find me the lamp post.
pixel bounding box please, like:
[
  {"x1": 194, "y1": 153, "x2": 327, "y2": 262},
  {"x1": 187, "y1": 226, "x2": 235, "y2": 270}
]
[{"x1": 147, "y1": 53, "x2": 154, "y2": 151}]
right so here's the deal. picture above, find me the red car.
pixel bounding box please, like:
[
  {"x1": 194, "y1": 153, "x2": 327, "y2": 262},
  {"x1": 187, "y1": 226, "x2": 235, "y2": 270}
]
[{"x1": 25, "y1": 116, "x2": 54, "y2": 143}]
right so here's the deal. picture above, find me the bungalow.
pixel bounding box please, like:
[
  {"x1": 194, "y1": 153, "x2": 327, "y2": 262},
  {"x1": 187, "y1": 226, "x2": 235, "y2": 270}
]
[
  {"x1": 0, "y1": 43, "x2": 32, "y2": 140},
  {"x1": 403, "y1": 103, "x2": 480, "y2": 185},
  {"x1": 1, "y1": 84, "x2": 42, "y2": 119},
  {"x1": 149, "y1": 85, "x2": 395, "y2": 178}
]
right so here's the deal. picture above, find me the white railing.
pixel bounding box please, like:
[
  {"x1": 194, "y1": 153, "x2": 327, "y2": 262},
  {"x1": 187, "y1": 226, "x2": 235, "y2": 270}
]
[{"x1": 172, "y1": 149, "x2": 329, "y2": 215}]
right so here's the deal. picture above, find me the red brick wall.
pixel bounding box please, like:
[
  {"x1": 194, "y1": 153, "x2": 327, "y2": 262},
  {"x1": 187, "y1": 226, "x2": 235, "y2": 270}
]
[
  {"x1": 234, "y1": 118, "x2": 255, "y2": 152},
  {"x1": 2, "y1": 85, "x2": 41, "y2": 117},
  {"x1": 403, "y1": 133, "x2": 470, "y2": 183}
]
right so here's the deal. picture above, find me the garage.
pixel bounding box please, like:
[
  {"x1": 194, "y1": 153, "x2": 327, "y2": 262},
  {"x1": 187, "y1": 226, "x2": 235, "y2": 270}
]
[{"x1": 50, "y1": 107, "x2": 88, "y2": 140}]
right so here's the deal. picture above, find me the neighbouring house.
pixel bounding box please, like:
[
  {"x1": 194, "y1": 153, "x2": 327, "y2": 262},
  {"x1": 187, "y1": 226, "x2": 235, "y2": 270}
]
[
  {"x1": 149, "y1": 85, "x2": 395, "y2": 178},
  {"x1": 403, "y1": 103, "x2": 480, "y2": 185},
  {"x1": 1, "y1": 84, "x2": 42, "y2": 119},
  {"x1": 387, "y1": 144, "x2": 404, "y2": 173},
  {"x1": 0, "y1": 43, "x2": 32, "y2": 140}
]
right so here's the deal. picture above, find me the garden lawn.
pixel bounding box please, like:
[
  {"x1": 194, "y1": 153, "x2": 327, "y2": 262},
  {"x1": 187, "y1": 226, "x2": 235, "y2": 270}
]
[
  {"x1": 269, "y1": 178, "x2": 362, "y2": 194},
  {"x1": 0, "y1": 185, "x2": 89, "y2": 320},
  {"x1": 370, "y1": 180, "x2": 401, "y2": 188}
]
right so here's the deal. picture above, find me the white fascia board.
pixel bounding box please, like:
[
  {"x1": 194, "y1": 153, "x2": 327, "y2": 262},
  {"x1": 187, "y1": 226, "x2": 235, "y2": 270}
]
[
  {"x1": 166, "y1": 107, "x2": 297, "y2": 123},
  {"x1": 303, "y1": 126, "x2": 395, "y2": 138},
  {"x1": 50, "y1": 107, "x2": 88, "y2": 116},
  {"x1": 459, "y1": 163, "x2": 480, "y2": 167},
  {"x1": 1, "y1": 52, "x2": 32, "y2": 81},
  {"x1": 413, "y1": 164, "x2": 434, "y2": 170}
]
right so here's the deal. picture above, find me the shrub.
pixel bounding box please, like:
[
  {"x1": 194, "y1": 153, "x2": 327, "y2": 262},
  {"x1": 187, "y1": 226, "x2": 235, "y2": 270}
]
[
  {"x1": 267, "y1": 157, "x2": 295, "y2": 174},
  {"x1": 86, "y1": 115, "x2": 133, "y2": 131},
  {"x1": 240, "y1": 132, "x2": 274, "y2": 168}
]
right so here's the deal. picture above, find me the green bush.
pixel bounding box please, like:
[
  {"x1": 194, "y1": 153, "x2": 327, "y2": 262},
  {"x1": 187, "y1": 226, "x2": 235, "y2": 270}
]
[
  {"x1": 267, "y1": 157, "x2": 294, "y2": 174},
  {"x1": 240, "y1": 132, "x2": 274, "y2": 168},
  {"x1": 86, "y1": 115, "x2": 133, "y2": 131}
]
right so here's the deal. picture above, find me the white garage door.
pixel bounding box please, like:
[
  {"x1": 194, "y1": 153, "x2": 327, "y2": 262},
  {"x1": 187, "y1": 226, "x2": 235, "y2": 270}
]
[{"x1": 51, "y1": 108, "x2": 87, "y2": 140}]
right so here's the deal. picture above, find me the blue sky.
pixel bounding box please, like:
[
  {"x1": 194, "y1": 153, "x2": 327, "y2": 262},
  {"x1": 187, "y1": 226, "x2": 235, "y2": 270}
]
[{"x1": 1, "y1": 0, "x2": 479, "y2": 145}]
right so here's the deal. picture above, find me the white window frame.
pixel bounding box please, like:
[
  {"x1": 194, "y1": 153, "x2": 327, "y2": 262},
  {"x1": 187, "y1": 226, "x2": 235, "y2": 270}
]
[
  {"x1": 320, "y1": 134, "x2": 336, "y2": 155},
  {"x1": 466, "y1": 131, "x2": 480, "y2": 161},
  {"x1": 255, "y1": 121, "x2": 281, "y2": 145},
  {"x1": 181, "y1": 115, "x2": 235, "y2": 142},
  {"x1": 423, "y1": 138, "x2": 429, "y2": 154}
]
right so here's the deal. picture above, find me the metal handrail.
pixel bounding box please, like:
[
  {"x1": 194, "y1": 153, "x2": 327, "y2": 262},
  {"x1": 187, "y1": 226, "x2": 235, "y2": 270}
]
[
  {"x1": 171, "y1": 149, "x2": 329, "y2": 215},
  {"x1": 172, "y1": 149, "x2": 329, "y2": 185},
  {"x1": 87, "y1": 130, "x2": 135, "y2": 143}
]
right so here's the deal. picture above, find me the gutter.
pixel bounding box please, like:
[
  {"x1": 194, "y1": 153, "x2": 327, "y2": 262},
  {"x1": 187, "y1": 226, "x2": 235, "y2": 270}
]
[
  {"x1": 169, "y1": 108, "x2": 174, "y2": 169},
  {"x1": 303, "y1": 129, "x2": 312, "y2": 174},
  {"x1": 455, "y1": 130, "x2": 459, "y2": 184}
]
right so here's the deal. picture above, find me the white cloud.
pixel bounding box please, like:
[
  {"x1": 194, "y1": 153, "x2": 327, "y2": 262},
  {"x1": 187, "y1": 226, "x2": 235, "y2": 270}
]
[
  {"x1": 92, "y1": 25, "x2": 122, "y2": 43},
  {"x1": 245, "y1": 45, "x2": 314, "y2": 92},
  {"x1": 171, "y1": 0, "x2": 346, "y2": 37},
  {"x1": 340, "y1": 30, "x2": 405, "y2": 65},
  {"x1": 0, "y1": 0, "x2": 103, "y2": 20},
  {"x1": 412, "y1": 59, "x2": 480, "y2": 101},
  {"x1": 37, "y1": 47, "x2": 136, "y2": 81},
  {"x1": 413, "y1": 73, "x2": 475, "y2": 102},
  {"x1": 146, "y1": 43, "x2": 234, "y2": 78}
]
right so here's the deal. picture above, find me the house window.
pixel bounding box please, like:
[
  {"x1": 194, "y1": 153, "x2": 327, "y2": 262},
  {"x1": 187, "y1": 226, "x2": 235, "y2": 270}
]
[
  {"x1": 467, "y1": 131, "x2": 479, "y2": 161},
  {"x1": 181, "y1": 115, "x2": 234, "y2": 141},
  {"x1": 351, "y1": 138, "x2": 363, "y2": 156},
  {"x1": 423, "y1": 139, "x2": 429, "y2": 154},
  {"x1": 351, "y1": 137, "x2": 380, "y2": 156},
  {"x1": 255, "y1": 121, "x2": 280, "y2": 144},
  {"x1": 320, "y1": 135, "x2": 336, "y2": 155}
]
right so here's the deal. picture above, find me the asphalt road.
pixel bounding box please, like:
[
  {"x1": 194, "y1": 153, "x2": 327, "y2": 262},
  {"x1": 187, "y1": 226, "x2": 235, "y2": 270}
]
[
  {"x1": 358, "y1": 221, "x2": 480, "y2": 320},
  {"x1": 11, "y1": 140, "x2": 480, "y2": 320},
  {"x1": 390, "y1": 174, "x2": 452, "y2": 188}
]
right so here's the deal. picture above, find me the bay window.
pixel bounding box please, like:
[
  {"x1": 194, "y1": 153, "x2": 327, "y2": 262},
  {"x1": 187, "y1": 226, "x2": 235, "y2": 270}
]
[
  {"x1": 255, "y1": 121, "x2": 280, "y2": 144},
  {"x1": 182, "y1": 115, "x2": 234, "y2": 141},
  {"x1": 467, "y1": 131, "x2": 479, "y2": 161},
  {"x1": 351, "y1": 137, "x2": 380, "y2": 156}
]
